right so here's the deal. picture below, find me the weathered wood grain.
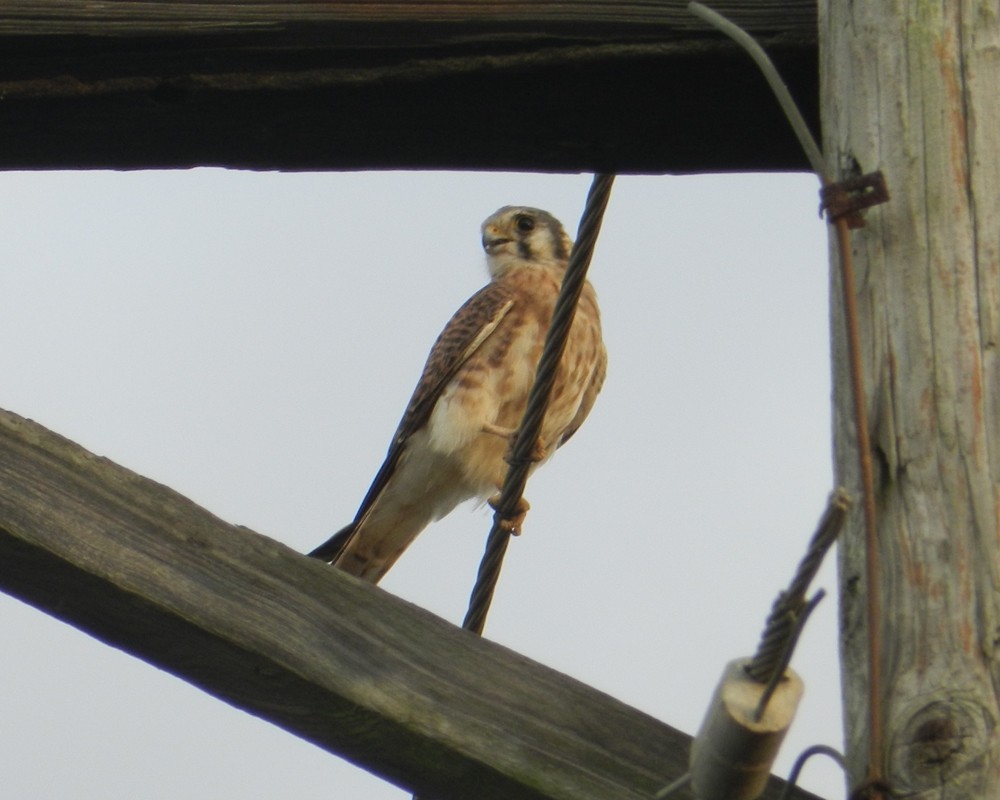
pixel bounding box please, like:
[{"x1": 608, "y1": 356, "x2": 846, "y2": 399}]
[
  {"x1": 0, "y1": 0, "x2": 818, "y2": 172},
  {"x1": 0, "y1": 408, "x2": 821, "y2": 800},
  {"x1": 0, "y1": 2, "x2": 815, "y2": 35},
  {"x1": 821, "y1": 2, "x2": 1000, "y2": 796}
]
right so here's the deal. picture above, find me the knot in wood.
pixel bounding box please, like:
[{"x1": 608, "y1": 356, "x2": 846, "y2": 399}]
[{"x1": 891, "y1": 696, "x2": 993, "y2": 793}]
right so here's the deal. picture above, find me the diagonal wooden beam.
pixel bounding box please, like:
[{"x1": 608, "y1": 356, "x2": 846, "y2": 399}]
[{"x1": 0, "y1": 408, "x2": 822, "y2": 799}]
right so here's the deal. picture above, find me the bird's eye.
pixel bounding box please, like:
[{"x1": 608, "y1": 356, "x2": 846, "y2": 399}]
[{"x1": 514, "y1": 214, "x2": 535, "y2": 233}]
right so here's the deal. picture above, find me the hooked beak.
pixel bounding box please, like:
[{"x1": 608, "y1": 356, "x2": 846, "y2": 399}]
[{"x1": 482, "y1": 234, "x2": 512, "y2": 255}]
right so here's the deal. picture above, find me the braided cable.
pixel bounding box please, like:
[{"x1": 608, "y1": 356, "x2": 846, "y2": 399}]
[
  {"x1": 462, "y1": 173, "x2": 615, "y2": 635},
  {"x1": 745, "y1": 489, "x2": 849, "y2": 687}
]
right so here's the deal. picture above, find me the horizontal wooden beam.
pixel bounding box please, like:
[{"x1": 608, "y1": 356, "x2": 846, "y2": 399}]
[
  {"x1": 0, "y1": 408, "x2": 822, "y2": 800},
  {"x1": 0, "y1": 1, "x2": 818, "y2": 173}
]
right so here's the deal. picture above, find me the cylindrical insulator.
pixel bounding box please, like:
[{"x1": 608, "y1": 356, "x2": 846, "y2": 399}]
[{"x1": 689, "y1": 658, "x2": 804, "y2": 800}]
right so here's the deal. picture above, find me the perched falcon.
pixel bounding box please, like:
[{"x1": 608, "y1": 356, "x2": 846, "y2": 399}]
[{"x1": 309, "y1": 206, "x2": 607, "y2": 583}]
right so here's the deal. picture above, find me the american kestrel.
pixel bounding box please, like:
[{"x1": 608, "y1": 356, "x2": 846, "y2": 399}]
[{"x1": 309, "y1": 206, "x2": 607, "y2": 583}]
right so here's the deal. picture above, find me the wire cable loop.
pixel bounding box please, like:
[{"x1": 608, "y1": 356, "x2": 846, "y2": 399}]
[{"x1": 778, "y1": 744, "x2": 848, "y2": 800}]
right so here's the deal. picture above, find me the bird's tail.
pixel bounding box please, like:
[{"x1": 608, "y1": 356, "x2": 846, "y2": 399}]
[{"x1": 308, "y1": 522, "x2": 356, "y2": 563}]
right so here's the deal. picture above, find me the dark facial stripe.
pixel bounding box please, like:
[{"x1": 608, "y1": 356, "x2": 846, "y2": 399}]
[{"x1": 550, "y1": 227, "x2": 569, "y2": 261}]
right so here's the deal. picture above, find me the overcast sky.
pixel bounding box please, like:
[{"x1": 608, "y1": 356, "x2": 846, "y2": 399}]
[{"x1": 0, "y1": 169, "x2": 843, "y2": 799}]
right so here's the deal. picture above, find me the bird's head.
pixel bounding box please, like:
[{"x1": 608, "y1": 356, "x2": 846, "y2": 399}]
[{"x1": 481, "y1": 206, "x2": 573, "y2": 278}]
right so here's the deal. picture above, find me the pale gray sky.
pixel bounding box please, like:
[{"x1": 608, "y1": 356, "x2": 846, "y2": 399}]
[{"x1": 0, "y1": 169, "x2": 841, "y2": 798}]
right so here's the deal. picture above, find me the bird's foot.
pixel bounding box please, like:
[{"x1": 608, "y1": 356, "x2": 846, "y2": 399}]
[
  {"x1": 523, "y1": 437, "x2": 548, "y2": 464},
  {"x1": 488, "y1": 493, "x2": 530, "y2": 535},
  {"x1": 481, "y1": 422, "x2": 547, "y2": 464}
]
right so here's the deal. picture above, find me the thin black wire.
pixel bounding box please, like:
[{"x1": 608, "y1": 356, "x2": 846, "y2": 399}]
[
  {"x1": 653, "y1": 740, "x2": 847, "y2": 800},
  {"x1": 778, "y1": 744, "x2": 848, "y2": 800},
  {"x1": 462, "y1": 173, "x2": 615, "y2": 635}
]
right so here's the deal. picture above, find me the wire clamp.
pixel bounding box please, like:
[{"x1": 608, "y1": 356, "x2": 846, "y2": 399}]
[{"x1": 820, "y1": 171, "x2": 890, "y2": 229}]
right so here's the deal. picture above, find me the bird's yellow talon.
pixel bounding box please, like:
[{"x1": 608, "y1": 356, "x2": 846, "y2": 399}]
[{"x1": 488, "y1": 493, "x2": 530, "y2": 535}]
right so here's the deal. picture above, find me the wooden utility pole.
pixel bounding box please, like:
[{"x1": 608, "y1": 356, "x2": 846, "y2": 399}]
[{"x1": 821, "y1": 2, "x2": 1000, "y2": 796}]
